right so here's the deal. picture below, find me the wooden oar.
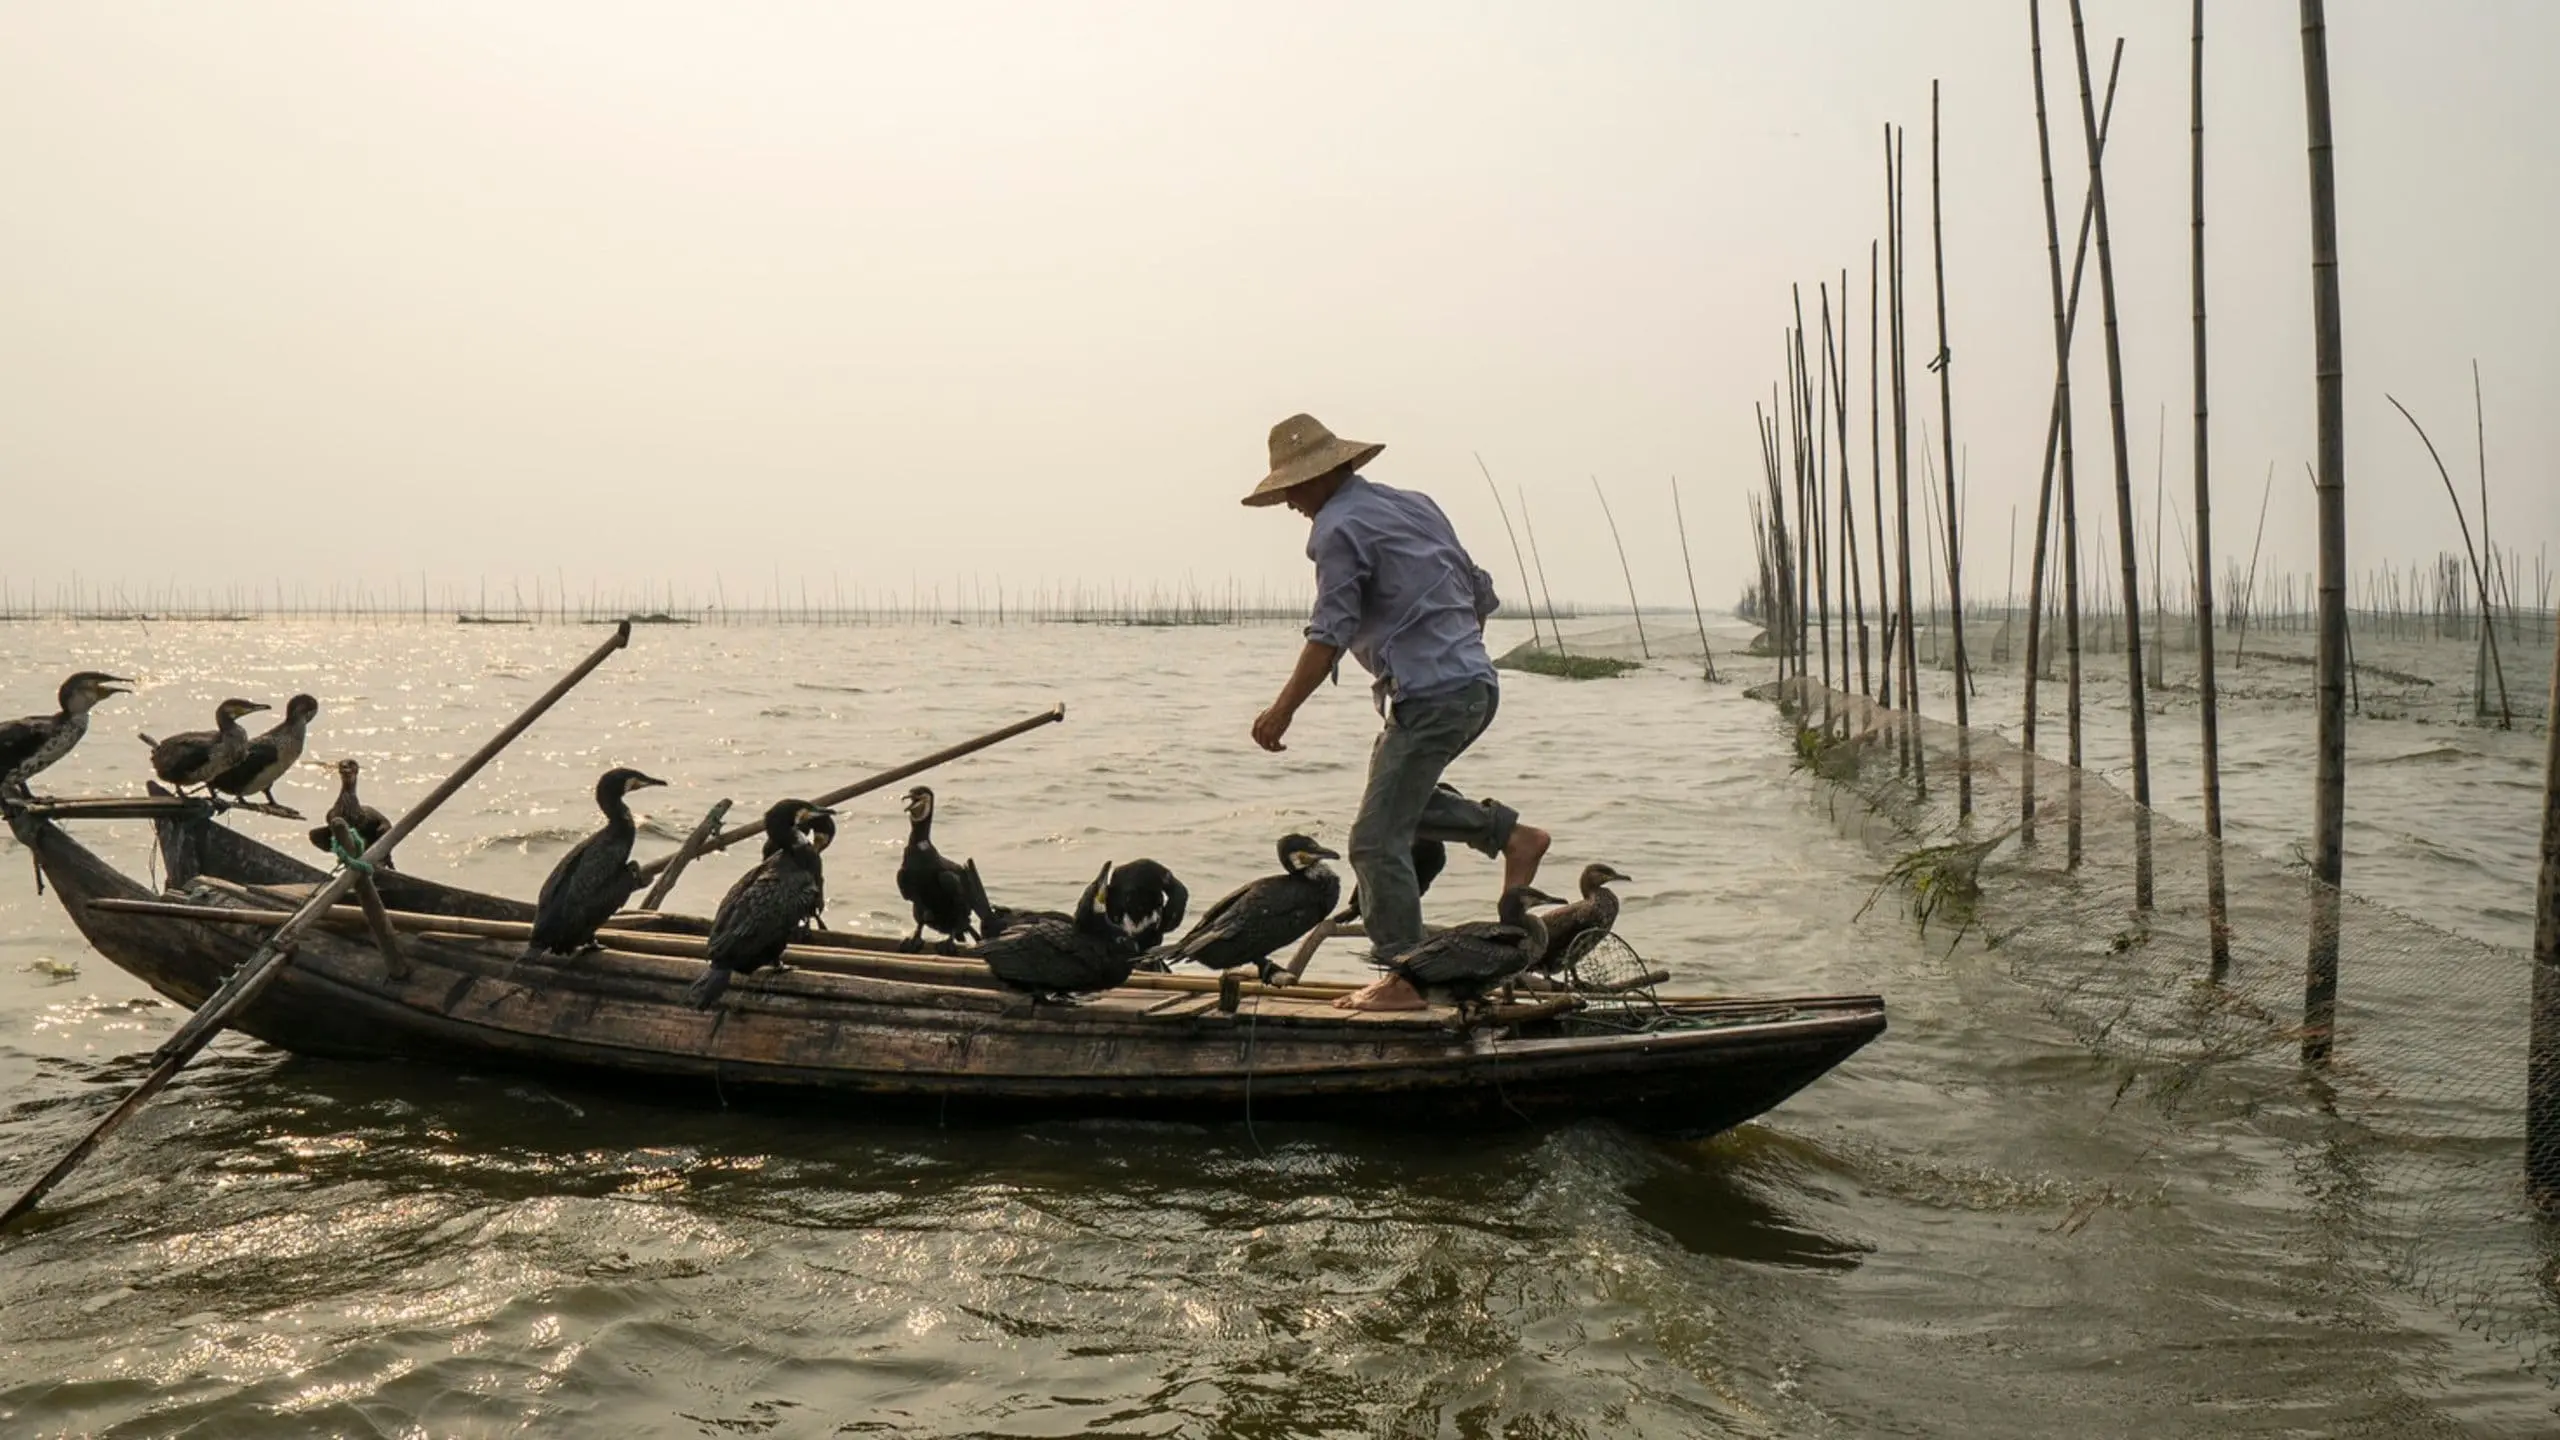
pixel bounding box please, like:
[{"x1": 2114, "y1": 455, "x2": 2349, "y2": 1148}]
[
  {"x1": 1, "y1": 621, "x2": 636, "y2": 1229},
  {"x1": 637, "y1": 798, "x2": 730, "y2": 910},
  {"x1": 629, "y1": 704, "x2": 1066, "y2": 882}
]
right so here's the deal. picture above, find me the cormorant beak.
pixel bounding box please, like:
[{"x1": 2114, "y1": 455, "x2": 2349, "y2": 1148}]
[
  {"x1": 1519, "y1": 888, "x2": 1565, "y2": 908},
  {"x1": 1313, "y1": 845, "x2": 1342, "y2": 861},
  {"x1": 97, "y1": 677, "x2": 133, "y2": 697},
  {"x1": 631, "y1": 774, "x2": 668, "y2": 791},
  {"x1": 1605, "y1": 869, "x2": 1631, "y2": 884},
  {"x1": 245, "y1": 702, "x2": 273, "y2": 713}
]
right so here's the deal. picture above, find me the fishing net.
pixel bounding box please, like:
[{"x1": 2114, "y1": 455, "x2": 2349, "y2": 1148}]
[{"x1": 1765, "y1": 674, "x2": 2560, "y2": 1383}]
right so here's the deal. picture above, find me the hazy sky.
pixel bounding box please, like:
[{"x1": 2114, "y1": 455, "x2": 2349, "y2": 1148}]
[{"x1": 3, "y1": 1, "x2": 2552, "y2": 613}]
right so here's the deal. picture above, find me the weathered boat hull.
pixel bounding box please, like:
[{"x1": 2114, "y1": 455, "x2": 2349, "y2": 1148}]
[{"x1": 29, "y1": 816, "x2": 1886, "y2": 1138}]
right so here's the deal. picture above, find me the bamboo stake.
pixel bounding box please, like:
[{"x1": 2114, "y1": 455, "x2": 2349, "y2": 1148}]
[
  {"x1": 1928, "y1": 79, "x2": 1972, "y2": 816},
  {"x1": 1832, "y1": 273, "x2": 1869, "y2": 696},
  {"x1": 1592, "y1": 478, "x2": 1649, "y2": 658},
  {"x1": 1476, "y1": 454, "x2": 1547, "y2": 654},
  {"x1": 2299, "y1": 0, "x2": 2347, "y2": 1065},
  {"x1": 1887, "y1": 124, "x2": 1923, "y2": 787},
  {"x1": 2068, "y1": 0, "x2": 2151, "y2": 908},
  {"x1": 332, "y1": 816, "x2": 410, "y2": 982},
  {"x1": 1671, "y1": 476, "x2": 1723, "y2": 681},
  {"x1": 3, "y1": 621, "x2": 636, "y2": 1227},
  {"x1": 1520, "y1": 488, "x2": 1576, "y2": 658},
  {"x1": 2192, "y1": 0, "x2": 2232, "y2": 971},
  {"x1": 634, "y1": 706, "x2": 1065, "y2": 880},
  {"x1": 1869, "y1": 241, "x2": 1892, "y2": 710},
  {"x1": 2529, "y1": 586, "x2": 2560, "y2": 1210},
  {"x1": 2386, "y1": 395, "x2": 2509, "y2": 727}
]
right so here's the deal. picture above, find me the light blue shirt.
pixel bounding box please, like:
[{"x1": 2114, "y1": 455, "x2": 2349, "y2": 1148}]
[{"x1": 1305, "y1": 475, "x2": 1501, "y2": 710}]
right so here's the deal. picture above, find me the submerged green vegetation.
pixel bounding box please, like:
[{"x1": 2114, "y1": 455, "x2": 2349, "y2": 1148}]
[{"x1": 1496, "y1": 648, "x2": 1642, "y2": 680}]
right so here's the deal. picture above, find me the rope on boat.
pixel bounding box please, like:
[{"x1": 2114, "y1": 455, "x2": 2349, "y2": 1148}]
[{"x1": 329, "y1": 836, "x2": 377, "y2": 877}]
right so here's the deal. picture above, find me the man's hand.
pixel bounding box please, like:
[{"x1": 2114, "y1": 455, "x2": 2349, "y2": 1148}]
[
  {"x1": 1254, "y1": 640, "x2": 1343, "y2": 755},
  {"x1": 1252, "y1": 703, "x2": 1294, "y2": 752}
]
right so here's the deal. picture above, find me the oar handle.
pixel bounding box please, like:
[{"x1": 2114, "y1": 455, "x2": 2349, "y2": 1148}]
[{"x1": 631, "y1": 703, "x2": 1065, "y2": 880}]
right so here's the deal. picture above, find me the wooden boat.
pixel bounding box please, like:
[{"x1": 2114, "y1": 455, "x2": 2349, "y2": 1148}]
[{"x1": 11, "y1": 806, "x2": 1886, "y2": 1138}]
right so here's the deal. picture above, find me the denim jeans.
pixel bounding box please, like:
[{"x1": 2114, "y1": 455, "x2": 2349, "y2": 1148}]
[{"x1": 1347, "y1": 679, "x2": 1518, "y2": 958}]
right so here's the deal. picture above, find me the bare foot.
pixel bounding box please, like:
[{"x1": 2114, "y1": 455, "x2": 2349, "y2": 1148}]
[
  {"x1": 1501, "y1": 823, "x2": 1551, "y2": 894},
  {"x1": 1332, "y1": 974, "x2": 1428, "y2": 1011}
]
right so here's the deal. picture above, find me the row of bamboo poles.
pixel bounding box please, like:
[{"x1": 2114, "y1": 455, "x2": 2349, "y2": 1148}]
[{"x1": 1743, "y1": 0, "x2": 2560, "y2": 1213}]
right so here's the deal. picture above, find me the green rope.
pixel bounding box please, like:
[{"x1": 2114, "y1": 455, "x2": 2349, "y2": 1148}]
[{"x1": 330, "y1": 836, "x2": 377, "y2": 877}]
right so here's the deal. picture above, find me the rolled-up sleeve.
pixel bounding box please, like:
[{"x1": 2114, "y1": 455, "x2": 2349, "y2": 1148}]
[
  {"x1": 1305, "y1": 520, "x2": 1368, "y2": 648},
  {"x1": 1468, "y1": 563, "x2": 1500, "y2": 621}
]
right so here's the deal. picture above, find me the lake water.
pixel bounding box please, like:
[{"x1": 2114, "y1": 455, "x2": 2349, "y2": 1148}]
[{"x1": 0, "y1": 614, "x2": 2553, "y2": 1436}]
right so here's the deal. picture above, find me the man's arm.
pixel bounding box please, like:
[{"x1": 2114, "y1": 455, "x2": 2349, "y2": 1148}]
[
  {"x1": 1255, "y1": 518, "x2": 1365, "y2": 751},
  {"x1": 1252, "y1": 639, "x2": 1344, "y2": 752}
]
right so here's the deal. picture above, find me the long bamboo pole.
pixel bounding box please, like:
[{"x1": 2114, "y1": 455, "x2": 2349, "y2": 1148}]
[
  {"x1": 1520, "y1": 489, "x2": 1572, "y2": 660},
  {"x1": 2068, "y1": 0, "x2": 2152, "y2": 908},
  {"x1": 2022, "y1": 7, "x2": 2112, "y2": 846},
  {"x1": 1476, "y1": 454, "x2": 1547, "y2": 655},
  {"x1": 1592, "y1": 478, "x2": 1649, "y2": 658},
  {"x1": 2299, "y1": 0, "x2": 2348, "y2": 1065},
  {"x1": 1832, "y1": 274, "x2": 1868, "y2": 696},
  {"x1": 1928, "y1": 79, "x2": 1972, "y2": 816},
  {"x1": 2528, "y1": 588, "x2": 2560, "y2": 1210},
  {"x1": 3, "y1": 621, "x2": 636, "y2": 1226},
  {"x1": 2192, "y1": 0, "x2": 2232, "y2": 971},
  {"x1": 1670, "y1": 476, "x2": 1721, "y2": 681},
  {"x1": 1887, "y1": 125, "x2": 1922, "y2": 787},
  {"x1": 2386, "y1": 395, "x2": 2509, "y2": 727},
  {"x1": 1869, "y1": 241, "x2": 1892, "y2": 710},
  {"x1": 635, "y1": 706, "x2": 1066, "y2": 879}
]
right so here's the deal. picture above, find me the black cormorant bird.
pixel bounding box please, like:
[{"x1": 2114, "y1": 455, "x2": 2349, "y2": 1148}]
[
  {"x1": 1382, "y1": 883, "x2": 1564, "y2": 1008},
  {"x1": 688, "y1": 798, "x2": 832, "y2": 1008},
  {"x1": 1165, "y1": 834, "x2": 1340, "y2": 984},
  {"x1": 765, "y1": 807, "x2": 834, "y2": 932},
  {"x1": 307, "y1": 758, "x2": 395, "y2": 869},
  {"x1": 0, "y1": 671, "x2": 130, "y2": 798},
  {"x1": 143, "y1": 698, "x2": 269, "y2": 797},
  {"x1": 977, "y1": 862, "x2": 1141, "y2": 1002},
  {"x1": 896, "y1": 785, "x2": 981, "y2": 952},
  {"x1": 1102, "y1": 858, "x2": 1187, "y2": 951},
  {"x1": 209, "y1": 693, "x2": 319, "y2": 807},
  {"x1": 1330, "y1": 836, "x2": 1449, "y2": 924},
  {"x1": 520, "y1": 767, "x2": 667, "y2": 965},
  {"x1": 1531, "y1": 863, "x2": 1628, "y2": 973}
]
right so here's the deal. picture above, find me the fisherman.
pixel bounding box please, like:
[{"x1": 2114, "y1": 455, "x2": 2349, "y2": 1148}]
[{"x1": 1243, "y1": 413, "x2": 1550, "y2": 1011}]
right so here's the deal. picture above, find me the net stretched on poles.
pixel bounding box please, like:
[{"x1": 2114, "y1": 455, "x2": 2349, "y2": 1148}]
[{"x1": 1765, "y1": 673, "x2": 2557, "y2": 1381}]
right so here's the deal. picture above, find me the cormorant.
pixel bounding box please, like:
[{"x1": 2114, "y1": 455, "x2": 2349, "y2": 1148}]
[
  {"x1": 1330, "y1": 836, "x2": 1448, "y2": 924},
  {"x1": 1531, "y1": 863, "x2": 1628, "y2": 973},
  {"x1": 209, "y1": 693, "x2": 319, "y2": 807},
  {"x1": 688, "y1": 798, "x2": 832, "y2": 1008},
  {"x1": 895, "y1": 785, "x2": 980, "y2": 952},
  {"x1": 520, "y1": 767, "x2": 668, "y2": 966},
  {"x1": 1102, "y1": 858, "x2": 1187, "y2": 951},
  {"x1": 765, "y1": 807, "x2": 835, "y2": 932},
  {"x1": 307, "y1": 758, "x2": 396, "y2": 869},
  {"x1": 142, "y1": 698, "x2": 269, "y2": 797},
  {"x1": 1381, "y1": 883, "x2": 1564, "y2": 1008},
  {"x1": 1164, "y1": 834, "x2": 1340, "y2": 984},
  {"x1": 977, "y1": 862, "x2": 1142, "y2": 1002},
  {"x1": 0, "y1": 671, "x2": 130, "y2": 798}
]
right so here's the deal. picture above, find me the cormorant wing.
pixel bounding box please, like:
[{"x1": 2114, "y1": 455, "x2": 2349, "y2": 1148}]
[{"x1": 0, "y1": 716, "x2": 48, "y2": 772}]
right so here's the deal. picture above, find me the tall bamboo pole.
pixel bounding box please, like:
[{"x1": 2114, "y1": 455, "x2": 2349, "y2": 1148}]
[
  {"x1": 2299, "y1": 0, "x2": 2347, "y2": 1065},
  {"x1": 2472, "y1": 365, "x2": 2512, "y2": 727},
  {"x1": 2192, "y1": 0, "x2": 2232, "y2": 970},
  {"x1": 1476, "y1": 454, "x2": 1546, "y2": 654},
  {"x1": 2068, "y1": 0, "x2": 2151, "y2": 907},
  {"x1": 1928, "y1": 79, "x2": 1972, "y2": 816},
  {"x1": 1833, "y1": 274, "x2": 1869, "y2": 696},
  {"x1": 1870, "y1": 241, "x2": 1891, "y2": 711},
  {"x1": 1671, "y1": 476, "x2": 1721, "y2": 681},
  {"x1": 1886, "y1": 126, "x2": 1922, "y2": 791},
  {"x1": 1520, "y1": 489, "x2": 1572, "y2": 661},
  {"x1": 2022, "y1": 12, "x2": 2118, "y2": 846},
  {"x1": 2528, "y1": 586, "x2": 2560, "y2": 1211},
  {"x1": 1592, "y1": 477, "x2": 1649, "y2": 658}
]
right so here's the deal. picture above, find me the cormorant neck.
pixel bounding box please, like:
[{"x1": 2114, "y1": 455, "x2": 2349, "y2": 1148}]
[
  {"x1": 598, "y1": 784, "x2": 634, "y2": 831},
  {"x1": 906, "y1": 812, "x2": 933, "y2": 847}
]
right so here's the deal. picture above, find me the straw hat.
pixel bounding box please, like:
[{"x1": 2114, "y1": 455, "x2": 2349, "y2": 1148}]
[{"x1": 1242, "y1": 413, "x2": 1383, "y2": 507}]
